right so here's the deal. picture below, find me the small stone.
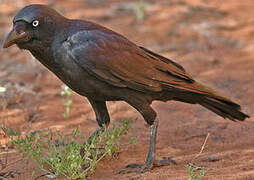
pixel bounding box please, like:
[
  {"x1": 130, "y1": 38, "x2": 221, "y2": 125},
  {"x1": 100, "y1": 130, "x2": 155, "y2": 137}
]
[{"x1": 208, "y1": 154, "x2": 219, "y2": 162}]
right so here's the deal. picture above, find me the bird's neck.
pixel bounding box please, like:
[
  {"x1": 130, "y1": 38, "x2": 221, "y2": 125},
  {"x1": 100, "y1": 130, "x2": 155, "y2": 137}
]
[{"x1": 29, "y1": 46, "x2": 55, "y2": 68}]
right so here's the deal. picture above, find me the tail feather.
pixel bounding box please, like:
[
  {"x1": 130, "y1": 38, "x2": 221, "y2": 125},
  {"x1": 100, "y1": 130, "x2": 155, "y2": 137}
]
[
  {"x1": 168, "y1": 81, "x2": 249, "y2": 121},
  {"x1": 180, "y1": 81, "x2": 250, "y2": 121},
  {"x1": 199, "y1": 96, "x2": 249, "y2": 121}
]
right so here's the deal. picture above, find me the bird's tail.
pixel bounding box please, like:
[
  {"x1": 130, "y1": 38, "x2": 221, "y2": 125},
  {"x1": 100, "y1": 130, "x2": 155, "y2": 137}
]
[
  {"x1": 171, "y1": 82, "x2": 249, "y2": 121},
  {"x1": 198, "y1": 95, "x2": 249, "y2": 121}
]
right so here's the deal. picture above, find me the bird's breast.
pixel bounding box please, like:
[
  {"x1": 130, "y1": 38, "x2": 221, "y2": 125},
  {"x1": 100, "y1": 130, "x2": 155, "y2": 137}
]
[{"x1": 47, "y1": 40, "x2": 108, "y2": 100}]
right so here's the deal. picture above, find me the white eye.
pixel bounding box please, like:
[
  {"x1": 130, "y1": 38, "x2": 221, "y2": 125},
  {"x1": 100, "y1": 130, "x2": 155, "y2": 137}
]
[{"x1": 32, "y1": 20, "x2": 39, "y2": 27}]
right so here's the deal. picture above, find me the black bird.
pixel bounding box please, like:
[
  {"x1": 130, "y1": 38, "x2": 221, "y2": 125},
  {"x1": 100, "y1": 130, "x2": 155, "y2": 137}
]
[{"x1": 3, "y1": 4, "x2": 249, "y2": 173}]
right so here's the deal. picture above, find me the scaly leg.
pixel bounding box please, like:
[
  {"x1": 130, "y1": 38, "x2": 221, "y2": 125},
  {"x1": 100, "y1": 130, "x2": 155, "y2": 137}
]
[
  {"x1": 81, "y1": 99, "x2": 110, "y2": 151},
  {"x1": 118, "y1": 120, "x2": 175, "y2": 174}
]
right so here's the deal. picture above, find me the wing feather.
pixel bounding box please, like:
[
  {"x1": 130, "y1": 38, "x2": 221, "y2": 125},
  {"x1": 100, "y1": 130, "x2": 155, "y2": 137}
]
[{"x1": 69, "y1": 29, "x2": 195, "y2": 93}]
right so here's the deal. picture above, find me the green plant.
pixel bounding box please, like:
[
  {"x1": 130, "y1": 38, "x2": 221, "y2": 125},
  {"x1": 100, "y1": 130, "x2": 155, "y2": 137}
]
[
  {"x1": 133, "y1": 1, "x2": 149, "y2": 21},
  {"x1": 60, "y1": 84, "x2": 72, "y2": 118},
  {"x1": 186, "y1": 163, "x2": 208, "y2": 180},
  {"x1": 1, "y1": 120, "x2": 135, "y2": 179},
  {"x1": 186, "y1": 133, "x2": 209, "y2": 180}
]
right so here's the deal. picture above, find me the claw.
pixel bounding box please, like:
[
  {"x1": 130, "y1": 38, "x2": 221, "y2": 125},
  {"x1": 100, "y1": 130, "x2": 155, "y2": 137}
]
[
  {"x1": 154, "y1": 157, "x2": 177, "y2": 167},
  {"x1": 125, "y1": 163, "x2": 144, "y2": 168},
  {"x1": 117, "y1": 163, "x2": 152, "y2": 174},
  {"x1": 118, "y1": 157, "x2": 176, "y2": 174}
]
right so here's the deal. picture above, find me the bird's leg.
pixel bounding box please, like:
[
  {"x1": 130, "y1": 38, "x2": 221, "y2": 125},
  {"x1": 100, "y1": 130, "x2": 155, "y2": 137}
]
[
  {"x1": 82, "y1": 99, "x2": 110, "y2": 145},
  {"x1": 118, "y1": 119, "x2": 175, "y2": 174},
  {"x1": 117, "y1": 101, "x2": 176, "y2": 174},
  {"x1": 142, "y1": 119, "x2": 158, "y2": 170},
  {"x1": 84, "y1": 126, "x2": 104, "y2": 145}
]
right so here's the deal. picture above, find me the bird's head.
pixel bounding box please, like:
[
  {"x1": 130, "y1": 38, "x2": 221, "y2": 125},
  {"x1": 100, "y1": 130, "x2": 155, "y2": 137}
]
[{"x1": 3, "y1": 4, "x2": 67, "y2": 50}]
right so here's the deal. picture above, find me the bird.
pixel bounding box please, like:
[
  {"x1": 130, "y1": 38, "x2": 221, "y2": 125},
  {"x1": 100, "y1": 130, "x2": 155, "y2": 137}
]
[{"x1": 3, "y1": 4, "x2": 249, "y2": 173}]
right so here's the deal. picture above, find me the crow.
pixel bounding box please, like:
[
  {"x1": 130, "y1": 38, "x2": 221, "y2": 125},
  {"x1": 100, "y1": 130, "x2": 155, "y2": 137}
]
[{"x1": 3, "y1": 4, "x2": 249, "y2": 173}]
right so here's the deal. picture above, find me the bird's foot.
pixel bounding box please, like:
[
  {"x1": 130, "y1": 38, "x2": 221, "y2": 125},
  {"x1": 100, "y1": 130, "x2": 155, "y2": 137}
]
[
  {"x1": 117, "y1": 163, "x2": 150, "y2": 174},
  {"x1": 154, "y1": 157, "x2": 177, "y2": 167},
  {"x1": 117, "y1": 157, "x2": 176, "y2": 174}
]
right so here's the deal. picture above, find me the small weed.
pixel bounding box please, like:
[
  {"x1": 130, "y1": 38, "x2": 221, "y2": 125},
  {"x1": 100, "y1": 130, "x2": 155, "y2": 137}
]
[
  {"x1": 2, "y1": 120, "x2": 135, "y2": 179},
  {"x1": 60, "y1": 84, "x2": 72, "y2": 118},
  {"x1": 133, "y1": 1, "x2": 149, "y2": 21},
  {"x1": 129, "y1": 136, "x2": 137, "y2": 144},
  {"x1": 186, "y1": 164, "x2": 209, "y2": 180},
  {"x1": 186, "y1": 133, "x2": 210, "y2": 180}
]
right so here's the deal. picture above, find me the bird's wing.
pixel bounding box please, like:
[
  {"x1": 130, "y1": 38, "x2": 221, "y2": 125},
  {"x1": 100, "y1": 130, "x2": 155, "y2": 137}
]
[{"x1": 68, "y1": 29, "x2": 195, "y2": 93}]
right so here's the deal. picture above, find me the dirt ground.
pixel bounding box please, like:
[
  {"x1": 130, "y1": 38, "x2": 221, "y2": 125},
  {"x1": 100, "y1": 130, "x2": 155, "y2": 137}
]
[{"x1": 0, "y1": 0, "x2": 254, "y2": 179}]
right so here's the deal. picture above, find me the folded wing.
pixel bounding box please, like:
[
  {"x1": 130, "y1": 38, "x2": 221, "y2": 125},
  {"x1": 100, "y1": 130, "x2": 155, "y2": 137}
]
[{"x1": 68, "y1": 29, "x2": 199, "y2": 93}]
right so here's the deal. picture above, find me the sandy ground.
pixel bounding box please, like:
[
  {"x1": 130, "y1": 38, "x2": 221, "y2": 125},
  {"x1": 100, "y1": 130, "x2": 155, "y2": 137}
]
[{"x1": 0, "y1": 0, "x2": 253, "y2": 179}]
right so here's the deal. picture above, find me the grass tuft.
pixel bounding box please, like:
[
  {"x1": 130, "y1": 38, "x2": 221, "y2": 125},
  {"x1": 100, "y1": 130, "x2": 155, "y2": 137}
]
[{"x1": 2, "y1": 120, "x2": 135, "y2": 179}]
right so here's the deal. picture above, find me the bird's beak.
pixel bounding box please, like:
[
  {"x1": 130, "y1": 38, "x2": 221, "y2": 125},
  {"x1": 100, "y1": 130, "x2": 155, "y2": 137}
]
[{"x1": 3, "y1": 26, "x2": 27, "y2": 48}]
